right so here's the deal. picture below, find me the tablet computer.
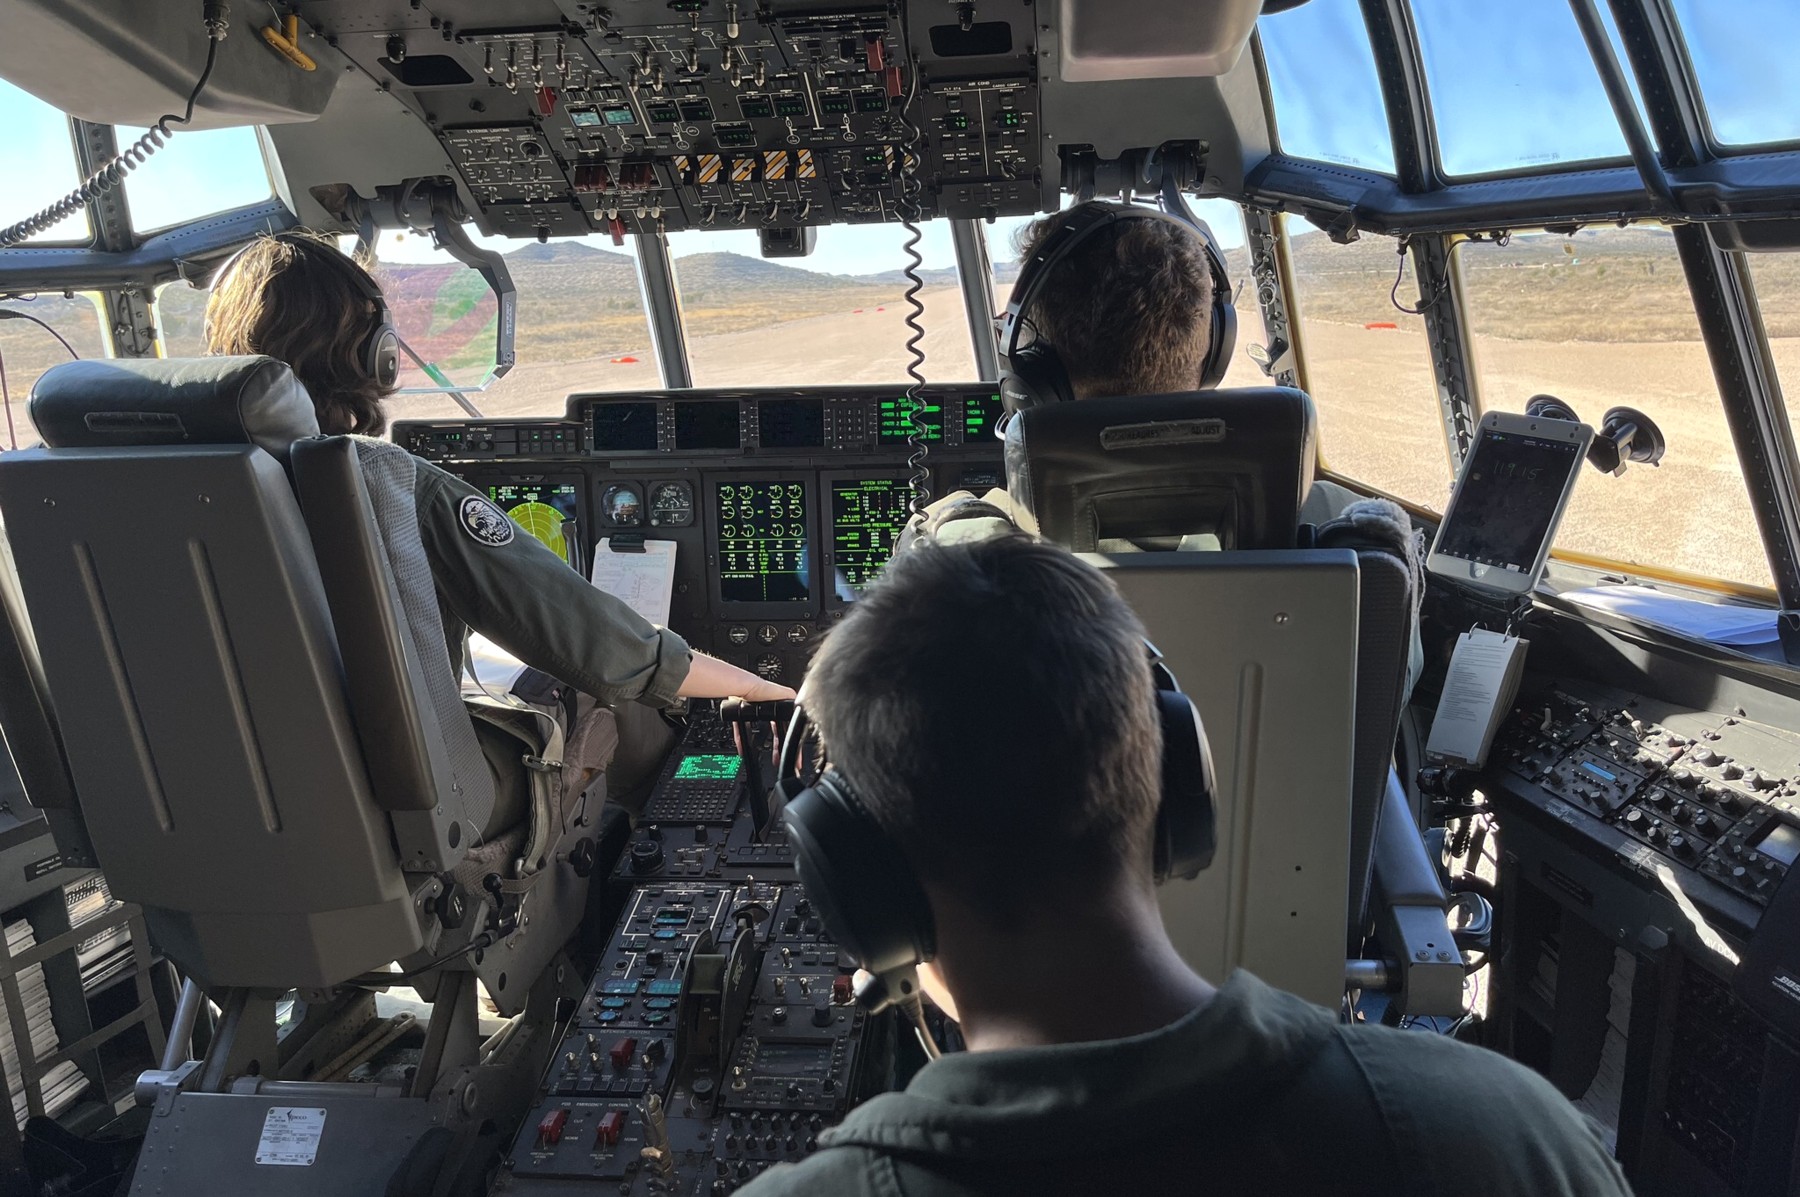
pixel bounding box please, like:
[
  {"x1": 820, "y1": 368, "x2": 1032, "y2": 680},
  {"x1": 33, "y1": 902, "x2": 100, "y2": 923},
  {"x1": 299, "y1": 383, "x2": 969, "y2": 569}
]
[{"x1": 1427, "y1": 411, "x2": 1592, "y2": 595}]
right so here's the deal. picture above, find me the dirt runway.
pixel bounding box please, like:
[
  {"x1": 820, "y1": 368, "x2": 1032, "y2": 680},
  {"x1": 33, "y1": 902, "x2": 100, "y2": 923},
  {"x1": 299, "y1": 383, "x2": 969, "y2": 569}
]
[{"x1": 389, "y1": 292, "x2": 1786, "y2": 589}]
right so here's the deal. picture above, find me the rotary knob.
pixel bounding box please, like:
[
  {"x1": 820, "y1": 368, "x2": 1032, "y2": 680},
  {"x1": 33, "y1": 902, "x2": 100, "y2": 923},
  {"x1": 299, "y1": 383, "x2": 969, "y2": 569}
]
[
  {"x1": 1623, "y1": 809, "x2": 1646, "y2": 829},
  {"x1": 1722, "y1": 762, "x2": 1744, "y2": 781},
  {"x1": 1693, "y1": 747, "x2": 1721, "y2": 767},
  {"x1": 1692, "y1": 812, "x2": 1715, "y2": 834},
  {"x1": 1668, "y1": 833, "x2": 1694, "y2": 859}
]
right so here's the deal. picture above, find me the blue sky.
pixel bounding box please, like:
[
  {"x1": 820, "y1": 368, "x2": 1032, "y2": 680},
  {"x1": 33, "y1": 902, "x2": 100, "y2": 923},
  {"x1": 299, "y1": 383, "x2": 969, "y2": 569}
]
[{"x1": 5, "y1": 3, "x2": 1798, "y2": 255}]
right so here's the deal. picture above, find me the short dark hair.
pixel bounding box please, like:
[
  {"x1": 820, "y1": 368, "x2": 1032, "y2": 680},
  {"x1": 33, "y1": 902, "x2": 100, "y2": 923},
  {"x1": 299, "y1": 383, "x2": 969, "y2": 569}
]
[
  {"x1": 803, "y1": 534, "x2": 1162, "y2": 918},
  {"x1": 204, "y1": 233, "x2": 392, "y2": 436},
  {"x1": 1014, "y1": 200, "x2": 1215, "y2": 398}
]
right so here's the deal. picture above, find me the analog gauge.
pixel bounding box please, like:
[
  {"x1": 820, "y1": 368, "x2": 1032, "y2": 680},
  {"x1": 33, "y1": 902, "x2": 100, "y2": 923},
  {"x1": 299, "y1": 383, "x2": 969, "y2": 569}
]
[
  {"x1": 649, "y1": 481, "x2": 694, "y2": 528},
  {"x1": 602, "y1": 483, "x2": 644, "y2": 527}
]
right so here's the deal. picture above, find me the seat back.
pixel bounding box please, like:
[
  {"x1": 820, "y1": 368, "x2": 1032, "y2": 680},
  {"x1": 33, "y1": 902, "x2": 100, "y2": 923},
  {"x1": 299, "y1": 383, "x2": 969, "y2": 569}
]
[
  {"x1": 1014, "y1": 388, "x2": 1419, "y2": 969},
  {"x1": 0, "y1": 358, "x2": 483, "y2": 990},
  {"x1": 0, "y1": 523, "x2": 96, "y2": 868},
  {"x1": 1091, "y1": 550, "x2": 1358, "y2": 1007},
  {"x1": 1005, "y1": 388, "x2": 1317, "y2": 550},
  {"x1": 1340, "y1": 545, "x2": 1413, "y2": 947}
]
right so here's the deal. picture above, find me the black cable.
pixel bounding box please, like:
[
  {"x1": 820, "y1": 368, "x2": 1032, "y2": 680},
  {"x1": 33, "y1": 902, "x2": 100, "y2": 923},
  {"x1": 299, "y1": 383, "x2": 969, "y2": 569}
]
[
  {"x1": 0, "y1": 309, "x2": 81, "y2": 360},
  {"x1": 0, "y1": 3, "x2": 230, "y2": 249},
  {"x1": 894, "y1": 16, "x2": 932, "y2": 518}
]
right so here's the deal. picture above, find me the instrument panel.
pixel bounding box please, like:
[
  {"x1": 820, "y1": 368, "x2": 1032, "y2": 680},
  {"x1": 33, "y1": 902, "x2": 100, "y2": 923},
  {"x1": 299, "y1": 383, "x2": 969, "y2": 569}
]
[
  {"x1": 394, "y1": 386, "x2": 1005, "y2": 683},
  {"x1": 301, "y1": 1, "x2": 1047, "y2": 240}
]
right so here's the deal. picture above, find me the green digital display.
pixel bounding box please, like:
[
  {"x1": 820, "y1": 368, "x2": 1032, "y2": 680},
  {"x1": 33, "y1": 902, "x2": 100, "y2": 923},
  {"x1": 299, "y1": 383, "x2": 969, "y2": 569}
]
[
  {"x1": 962, "y1": 392, "x2": 1004, "y2": 440},
  {"x1": 877, "y1": 397, "x2": 944, "y2": 445},
  {"x1": 674, "y1": 754, "x2": 741, "y2": 781}
]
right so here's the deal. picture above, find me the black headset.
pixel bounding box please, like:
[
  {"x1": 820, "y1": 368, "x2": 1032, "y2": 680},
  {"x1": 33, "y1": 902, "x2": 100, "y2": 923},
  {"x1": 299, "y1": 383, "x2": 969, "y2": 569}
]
[
  {"x1": 997, "y1": 200, "x2": 1238, "y2": 419},
  {"x1": 779, "y1": 649, "x2": 1217, "y2": 1013},
  {"x1": 213, "y1": 231, "x2": 401, "y2": 390}
]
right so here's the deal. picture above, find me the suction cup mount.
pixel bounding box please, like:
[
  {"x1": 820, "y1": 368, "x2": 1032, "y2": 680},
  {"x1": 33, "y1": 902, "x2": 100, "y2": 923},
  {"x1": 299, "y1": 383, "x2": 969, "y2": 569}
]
[{"x1": 1521, "y1": 395, "x2": 1665, "y2": 476}]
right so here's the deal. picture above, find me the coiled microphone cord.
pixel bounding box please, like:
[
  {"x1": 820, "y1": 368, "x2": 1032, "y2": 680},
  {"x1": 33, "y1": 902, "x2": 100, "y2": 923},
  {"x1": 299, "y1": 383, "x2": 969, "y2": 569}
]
[{"x1": 0, "y1": 2, "x2": 230, "y2": 249}]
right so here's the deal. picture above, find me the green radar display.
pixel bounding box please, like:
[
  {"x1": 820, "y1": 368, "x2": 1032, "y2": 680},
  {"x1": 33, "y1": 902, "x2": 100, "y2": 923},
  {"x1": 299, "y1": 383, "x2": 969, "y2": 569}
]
[{"x1": 489, "y1": 482, "x2": 581, "y2": 567}]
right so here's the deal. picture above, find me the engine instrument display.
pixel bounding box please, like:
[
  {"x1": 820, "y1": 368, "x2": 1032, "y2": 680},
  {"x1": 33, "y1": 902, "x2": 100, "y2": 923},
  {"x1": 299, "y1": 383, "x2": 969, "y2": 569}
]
[
  {"x1": 830, "y1": 478, "x2": 911, "y2": 598},
  {"x1": 488, "y1": 480, "x2": 581, "y2": 566},
  {"x1": 717, "y1": 480, "x2": 810, "y2": 605}
]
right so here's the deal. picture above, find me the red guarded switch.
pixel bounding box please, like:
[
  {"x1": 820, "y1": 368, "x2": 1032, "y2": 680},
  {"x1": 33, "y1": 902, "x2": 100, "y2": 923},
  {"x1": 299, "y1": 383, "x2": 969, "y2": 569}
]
[
  {"x1": 609, "y1": 1036, "x2": 639, "y2": 1072},
  {"x1": 832, "y1": 974, "x2": 853, "y2": 1005},
  {"x1": 536, "y1": 1108, "x2": 569, "y2": 1147},
  {"x1": 597, "y1": 1110, "x2": 626, "y2": 1147},
  {"x1": 865, "y1": 35, "x2": 885, "y2": 72}
]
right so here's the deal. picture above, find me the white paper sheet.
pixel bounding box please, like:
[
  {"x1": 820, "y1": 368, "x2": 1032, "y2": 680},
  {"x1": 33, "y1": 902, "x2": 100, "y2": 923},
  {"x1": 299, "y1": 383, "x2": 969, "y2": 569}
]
[
  {"x1": 1427, "y1": 629, "x2": 1529, "y2": 767},
  {"x1": 591, "y1": 538, "x2": 678, "y2": 626},
  {"x1": 1563, "y1": 585, "x2": 1779, "y2": 646},
  {"x1": 463, "y1": 632, "x2": 529, "y2": 697}
]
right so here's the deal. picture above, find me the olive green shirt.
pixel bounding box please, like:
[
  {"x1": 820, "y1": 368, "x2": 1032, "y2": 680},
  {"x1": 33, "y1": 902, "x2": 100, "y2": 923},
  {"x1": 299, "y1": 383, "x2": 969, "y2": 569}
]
[
  {"x1": 739, "y1": 971, "x2": 1631, "y2": 1197},
  {"x1": 412, "y1": 461, "x2": 691, "y2": 709}
]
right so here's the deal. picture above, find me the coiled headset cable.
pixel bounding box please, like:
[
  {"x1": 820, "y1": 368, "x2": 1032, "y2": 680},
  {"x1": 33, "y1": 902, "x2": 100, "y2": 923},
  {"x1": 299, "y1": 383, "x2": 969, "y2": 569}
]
[
  {"x1": 0, "y1": 2, "x2": 231, "y2": 249},
  {"x1": 894, "y1": 12, "x2": 933, "y2": 518}
]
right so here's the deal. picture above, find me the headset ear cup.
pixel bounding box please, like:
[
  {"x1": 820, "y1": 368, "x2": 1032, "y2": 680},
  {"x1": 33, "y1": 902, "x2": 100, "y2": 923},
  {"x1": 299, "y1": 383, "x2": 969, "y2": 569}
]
[
  {"x1": 782, "y1": 771, "x2": 936, "y2": 976},
  {"x1": 1001, "y1": 341, "x2": 1075, "y2": 416},
  {"x1": 1153, "y1": 689, "x2": 1217, "y2": 882},
  {"x1": 369, "y1": 325, "x2": 401, "y2": 390}
]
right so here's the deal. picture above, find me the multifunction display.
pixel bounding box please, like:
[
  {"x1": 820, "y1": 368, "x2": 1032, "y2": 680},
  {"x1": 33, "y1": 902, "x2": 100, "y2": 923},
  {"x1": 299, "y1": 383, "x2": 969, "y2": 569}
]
[
  {"x1": 717, "y1": 480, "x2": 811, "y2": 604},
  {"x1": 488, "y1": 480, "x2": 581, "y2": 566},
  {"x1": 830, "y1": 478, "x2": 911, "y2": 598}
]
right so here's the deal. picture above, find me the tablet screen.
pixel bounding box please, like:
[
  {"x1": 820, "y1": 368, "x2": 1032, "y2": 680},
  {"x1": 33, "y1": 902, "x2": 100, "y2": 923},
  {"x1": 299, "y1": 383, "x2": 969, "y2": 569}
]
[{"x1": 1436, "y1": 429, "x2": 1583, "y2": 577}]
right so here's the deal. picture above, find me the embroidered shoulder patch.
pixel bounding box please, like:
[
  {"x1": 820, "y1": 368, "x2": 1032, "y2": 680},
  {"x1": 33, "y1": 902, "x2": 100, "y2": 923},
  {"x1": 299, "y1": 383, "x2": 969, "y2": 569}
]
[{"x1": 458, "y1": 494, "x2": 516, "y2": 547}]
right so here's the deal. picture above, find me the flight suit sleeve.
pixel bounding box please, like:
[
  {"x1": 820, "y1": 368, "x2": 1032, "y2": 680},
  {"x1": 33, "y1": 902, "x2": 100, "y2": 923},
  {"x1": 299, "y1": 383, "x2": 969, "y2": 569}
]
[{"x1": 415, "y1": 465, "x2": 692, "y2": 708}]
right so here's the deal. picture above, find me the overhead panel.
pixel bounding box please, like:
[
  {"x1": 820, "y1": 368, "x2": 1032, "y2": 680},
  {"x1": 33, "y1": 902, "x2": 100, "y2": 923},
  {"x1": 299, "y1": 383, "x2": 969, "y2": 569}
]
[{"x1": 291, "y1": 0, "x2": 1047, "y2": 241}]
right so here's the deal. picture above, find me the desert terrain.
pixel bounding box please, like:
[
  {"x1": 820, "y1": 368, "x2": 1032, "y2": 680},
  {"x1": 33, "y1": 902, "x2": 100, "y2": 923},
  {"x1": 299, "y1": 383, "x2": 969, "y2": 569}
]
[{"x1": 2, "y1": 225, "x2": 1794, "y2": 588}]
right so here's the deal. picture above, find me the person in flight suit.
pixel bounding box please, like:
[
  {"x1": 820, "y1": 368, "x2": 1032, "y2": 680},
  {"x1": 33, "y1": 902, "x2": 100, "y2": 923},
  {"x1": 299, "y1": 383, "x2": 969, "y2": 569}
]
[
  {"x1": 741, "y1": 534, "x2": 1630, "y2": 1197},
  {"x1": 204, "y1": 232, "x2": 792, "y2": 817}
]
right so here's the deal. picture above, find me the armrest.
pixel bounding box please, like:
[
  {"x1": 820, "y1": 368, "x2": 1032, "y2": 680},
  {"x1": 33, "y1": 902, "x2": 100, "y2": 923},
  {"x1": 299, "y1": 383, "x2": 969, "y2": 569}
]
[
  {"x1": 1367, "y1": 769, "x2": 1462, "y2": 1017},
  {"x1": 1374, "y1": 770, "x2": 1448, "y2": 908}
]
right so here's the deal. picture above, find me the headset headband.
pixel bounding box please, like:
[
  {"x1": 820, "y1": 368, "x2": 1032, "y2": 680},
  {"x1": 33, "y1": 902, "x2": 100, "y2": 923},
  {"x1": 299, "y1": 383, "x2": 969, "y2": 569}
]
[{"x1": 997, "y1": 199, "x2": 1237, "y2": 409}]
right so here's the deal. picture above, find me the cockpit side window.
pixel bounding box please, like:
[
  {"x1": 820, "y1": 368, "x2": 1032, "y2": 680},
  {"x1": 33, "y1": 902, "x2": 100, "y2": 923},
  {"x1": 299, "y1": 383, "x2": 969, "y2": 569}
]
[
  {"x1": 118, "y1": 123, "x2": 272, "y2": 235},
  {"x1": 1285, "y1": 224, "x2": 1450, "y2": 508},
  {"x1": 1257, "y1": 0, "x2": 1396, "y2": 176},
  {"x1": 0, "y1": 79, "x2": 89, "y2": 244},
  {"x1": 1747, "y1": 257, "x2": 1800, "y2": 531},
  {"x1": 1412, "y1": 0, "x2": 1632, "y2": 178},
  {"x1": 1459, "y1": 226, "x2": 1773, "y2": 589},
  {"x1": 0, "y1": 294, "x2": 110, "y2": 449},
  {"x1": 1669, "y1": 0, "x2": 1800, "y2": 150}
]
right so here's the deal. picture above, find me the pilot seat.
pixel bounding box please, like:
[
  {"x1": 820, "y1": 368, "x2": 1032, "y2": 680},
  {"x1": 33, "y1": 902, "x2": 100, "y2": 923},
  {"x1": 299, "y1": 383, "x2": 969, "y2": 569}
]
[
  {"x1": 1006, "y1": 388, "x2": 1462, "y2": 1017},
  {"x1": 0, "y1": 357, "x2": 609, "y2": 1195}
]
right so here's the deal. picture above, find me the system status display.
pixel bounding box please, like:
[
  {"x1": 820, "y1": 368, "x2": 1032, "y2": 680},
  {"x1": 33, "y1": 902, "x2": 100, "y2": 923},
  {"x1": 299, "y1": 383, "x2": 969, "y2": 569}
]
[
  {"x1": 877, "y1": 396, "x2": 945, "y2": 445},
  {"x1": 716, "y1": 480, "x2": 811, "y2": 604},
  {"x1": 489, "y1": 481, "x2": 581, "y2": 567},
  {"x1": 830, "y1": 478, "x2": 911, "y2": 598}
]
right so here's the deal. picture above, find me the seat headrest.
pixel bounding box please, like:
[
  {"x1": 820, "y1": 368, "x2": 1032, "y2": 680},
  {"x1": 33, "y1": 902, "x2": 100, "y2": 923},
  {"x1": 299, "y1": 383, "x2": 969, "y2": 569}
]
[
  {"x1": 1006, "y1": 388, "x2": 1318, "y2": 551},
  {"x1": 30, "y1": 357, "x2": 322, "y2": 461}
]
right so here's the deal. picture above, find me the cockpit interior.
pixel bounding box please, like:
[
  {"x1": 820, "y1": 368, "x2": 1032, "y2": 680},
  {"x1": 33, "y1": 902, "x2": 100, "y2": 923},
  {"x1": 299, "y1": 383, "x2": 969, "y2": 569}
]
[{"x1": 2, "y1": 0, "x2": 1800, "y2": 1194}]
